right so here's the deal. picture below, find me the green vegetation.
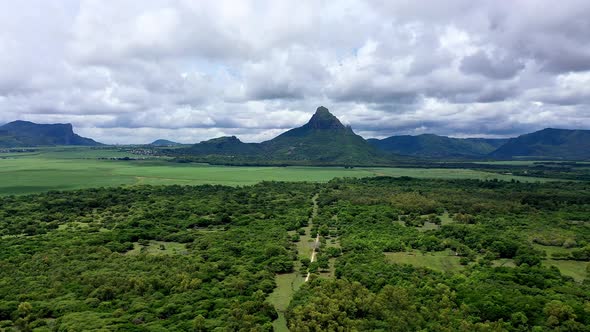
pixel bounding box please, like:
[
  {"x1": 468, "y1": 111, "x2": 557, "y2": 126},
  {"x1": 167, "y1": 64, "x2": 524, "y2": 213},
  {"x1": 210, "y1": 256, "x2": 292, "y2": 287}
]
[
  {"x1": 368, "y1": 134, "x2": 507, "y2": 158},
  {"x1": 287, "y1": 177, "x2": 590, "y2": 330},
  {"x1": 125, "y1": 241, "x2": 187, "y2": 256},
  {"x1": 369, "y1": 167, "x2": 554, "y2": 182},
  {"x1": 267, "y1": 273, "x2": 304, "y2": 332},
  {"x1": 490, "y1": 128, "x2": 590, "y2": 160},
  {"x1": 149, "y1": 139, "x2": 183, "y2": 147},
  {"x1": 384, "y1": 250, "x2": 464, "y2": 273},
  {"x1": 1, "y1": 148, "x2": 561, "y2": 196},
  {"x1": 1, "y1": 157, "x2": 590, "y2": 330},
  {"x1": 170, "y1": 106, "x2": 395, "y2": 166},
  {"x1": 0, "y1": 182, "x2": 316, "y2": 330},
  {"x1": 544, "y1": 260, "x2": 589, "y2": 282},
  {"x1": 168, "y1": 108, "x2": 590, "y2": 164}
]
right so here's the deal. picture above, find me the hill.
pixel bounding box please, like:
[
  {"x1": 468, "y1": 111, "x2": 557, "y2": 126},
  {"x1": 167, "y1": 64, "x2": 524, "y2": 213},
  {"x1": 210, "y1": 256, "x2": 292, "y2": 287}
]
[
  {"x1": 175, "y1": 107, "x2": 392, "y2": 165},
  {"x1": 368, "y1": 134, "x2": 507, "y2": 158},
  {"x1": 489, "y1": 128, "x2": 590, "y2": 160},
  {"x1": 150, "y1": 139, "x2": 183, "y2": 147},
  {"x1": 261, "y1": 106, "x2": 386, "y2": 164},
  {"x1": 0, "y1": 120, "x2": 102, "y2": 147},
  {"x1": 183, "y1": 136, "x2": 263, "y2": 156}
]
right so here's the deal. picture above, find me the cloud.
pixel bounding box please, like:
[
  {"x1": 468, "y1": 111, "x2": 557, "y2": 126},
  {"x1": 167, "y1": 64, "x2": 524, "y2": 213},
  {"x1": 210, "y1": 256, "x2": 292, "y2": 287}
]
[
  {"x1": 460, "y1": 51, "x2": 525, "y2": 79},
  {"x1": 0, "y1": 0, "x2": 589, "y2": 144}
]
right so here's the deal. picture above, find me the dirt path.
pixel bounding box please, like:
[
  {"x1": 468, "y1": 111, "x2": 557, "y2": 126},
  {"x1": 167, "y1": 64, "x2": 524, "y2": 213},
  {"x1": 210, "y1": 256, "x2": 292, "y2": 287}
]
[
  {"x1": 268, "y1": 193, "x2": 319, "y2": 332},
  {"x1": 304, "y1": 194, "x2": 320, "y2": 282},
  {"x1": 305, "y1": 232, "x2": 320, "y2": 282}
]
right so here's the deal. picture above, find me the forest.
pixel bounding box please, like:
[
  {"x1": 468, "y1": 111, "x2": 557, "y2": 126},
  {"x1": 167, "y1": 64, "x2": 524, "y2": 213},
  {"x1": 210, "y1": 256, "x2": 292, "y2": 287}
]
[{"x1": 0, "y1": 177, "x2": 589, "y2": 331}]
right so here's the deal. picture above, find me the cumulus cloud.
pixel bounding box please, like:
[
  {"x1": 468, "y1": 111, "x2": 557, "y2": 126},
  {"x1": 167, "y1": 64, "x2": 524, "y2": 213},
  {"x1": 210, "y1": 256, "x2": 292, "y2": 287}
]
[{"x1": 0, "y1": 0, "x2": 589, "y2": 144}]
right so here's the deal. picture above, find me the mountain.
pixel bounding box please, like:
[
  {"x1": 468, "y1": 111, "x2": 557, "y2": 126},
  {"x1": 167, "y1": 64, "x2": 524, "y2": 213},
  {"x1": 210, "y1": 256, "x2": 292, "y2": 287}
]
[
  {"x1": 184, "y1": 136, "x2": 263, "y2": 156},
  {"x1": 261, "y1": 106, "x2": 385, "y2": 163},
  {"x1": 176, "y1": 106, "x2": 391, "y2": 165},
  {"x1": 368, "y1": 134, "x2": 507, "y2": 158},
  {"x1": 150, "y1": 139, "x2": 183, "y2": 147},
  {"x1": 0, "y1": 120, "x2": 102, "y2": 147},
  {"x1": 489, "y1": 128, "x2": 590, "y2": 160}
]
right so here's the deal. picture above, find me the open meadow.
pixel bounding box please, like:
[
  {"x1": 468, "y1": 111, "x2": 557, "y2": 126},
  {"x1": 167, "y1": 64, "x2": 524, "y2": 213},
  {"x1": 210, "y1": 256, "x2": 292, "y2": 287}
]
[{"x1": 0, "y1": 147, "x2": 557, "y2": 195}]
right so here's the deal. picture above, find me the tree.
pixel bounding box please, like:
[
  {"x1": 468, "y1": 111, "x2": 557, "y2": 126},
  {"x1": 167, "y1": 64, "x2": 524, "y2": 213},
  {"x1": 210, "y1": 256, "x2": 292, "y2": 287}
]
[
  {"x1": 193, "y1": 315, "x2": 206, "y2": 331},
  {"x1": 317, "y1": 255, "x2": 329, "y2": 270},
  {"x1": 15, "y1": 302, "x2": 32, "y2": 332},
  {"x1": 544, "y1": 300, "x2": 577, "y2": 328},
  {"x1": 300, "y1": 257, "x2": 311, "y2": 269},
  {"x1": 308, "y1": 262, "x2": 319, "y2": 274}
]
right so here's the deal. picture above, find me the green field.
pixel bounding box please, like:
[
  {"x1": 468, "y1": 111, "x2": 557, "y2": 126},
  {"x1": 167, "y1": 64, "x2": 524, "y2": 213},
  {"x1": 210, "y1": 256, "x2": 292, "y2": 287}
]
[
  {"x1": 267, "y1": 273, "x2": 305, "y2": 332},
  {"x1": 493, "y1": 257, "x2": 588, "y2": 282},
  {"x1": 473, "y1": 160, "x2": 590, "y2": 165},
  {"x1": 544, "y1": 259, "x2": 589, "y2": 282},
  {"x1": 0, "y1": 147, "x2": 559, "y2": 195},
  {"x1": 533, "y1": 244, "x2": 576, "y2": 257},
  {"x1": 125, "y1": 241, "x2": 187, "y2": 256},
  {"x1": 385, "y1": 250, "x2": 465, "y2": 273}
]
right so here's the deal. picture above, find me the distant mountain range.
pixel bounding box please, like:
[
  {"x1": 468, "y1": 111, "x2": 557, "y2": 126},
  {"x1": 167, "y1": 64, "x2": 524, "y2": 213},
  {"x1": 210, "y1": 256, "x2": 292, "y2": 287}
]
[
  {"x1": 2, "y1": 109, "x2": 589, "y2": 161},
  {"x1": 489, "y1": 128, "x2": 590, "y2": 160},
  {"x1": 177, "y1": 107, "x2": 590, "y2": 163},
  {"x1": 368, "y1": 134, "x2": 508, "y2": 158},
  {"x1": 179, "y1": 106, "x2": 387, "y2": 165},
  {"x1": 0, "y1": 120, "x2": 102, "y2": 147}
]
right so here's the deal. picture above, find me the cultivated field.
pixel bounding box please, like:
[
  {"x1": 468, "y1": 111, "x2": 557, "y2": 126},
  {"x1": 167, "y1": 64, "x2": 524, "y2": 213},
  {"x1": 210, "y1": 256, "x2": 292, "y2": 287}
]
[{"x1": 0, "y1": 147, "x2": 558, "y2": 195}]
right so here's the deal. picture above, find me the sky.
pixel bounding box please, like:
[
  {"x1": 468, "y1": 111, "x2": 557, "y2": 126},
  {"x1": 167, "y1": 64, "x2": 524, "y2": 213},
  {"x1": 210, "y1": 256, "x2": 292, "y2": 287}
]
[{"x1": 1, "y1": 0, "x2": 589, "y2": 144}]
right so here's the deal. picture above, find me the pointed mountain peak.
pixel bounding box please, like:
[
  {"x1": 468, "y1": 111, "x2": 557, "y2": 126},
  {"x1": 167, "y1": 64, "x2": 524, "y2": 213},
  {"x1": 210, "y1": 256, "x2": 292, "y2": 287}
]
[
  {"x1": 315, "y1": 106, "x2": 330, "y2": 115},
  {"x1": 306, "y1": 106, "x2": 346, "y2": 130}
]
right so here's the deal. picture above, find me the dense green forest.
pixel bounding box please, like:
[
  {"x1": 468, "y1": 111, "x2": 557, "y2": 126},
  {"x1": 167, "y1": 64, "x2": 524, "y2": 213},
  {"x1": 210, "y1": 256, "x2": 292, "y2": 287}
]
[
  {"x1": 1, "y1": 178, "x2": 589, "y2": 331},
  {"x1": 287, "y1": 178, "x2": 590, "y2": 331},
  {"x1": 0, "y1": 183, "x2": 316, "y2": 330}
]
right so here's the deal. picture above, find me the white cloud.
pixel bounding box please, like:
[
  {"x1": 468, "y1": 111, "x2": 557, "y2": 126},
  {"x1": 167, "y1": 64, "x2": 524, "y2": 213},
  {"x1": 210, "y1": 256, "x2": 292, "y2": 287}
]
[{"x1": 1, "y1": 0, "x2": 589, "y2": 144}]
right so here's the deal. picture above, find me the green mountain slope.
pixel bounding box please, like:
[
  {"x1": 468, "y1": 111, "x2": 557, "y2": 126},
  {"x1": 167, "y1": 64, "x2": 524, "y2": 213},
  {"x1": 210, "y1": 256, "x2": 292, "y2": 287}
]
[
  {"x1": 0, "y1": 120, "x2": 102, "y2": 147},
  {"x1": 175, "y1": 106, "x2": 393, "y2": 165},
  {"x1": 184, "y1": 136, "x2": 263, "y2": 156},
  {"x1": 261, "y1": 106, "x2": 385, "y2": 163},
  {"x1": 489, "y1": 128, "x2": 590, "y2": 160},
  {"x1": 368, "y1": 134, "x2": 507, "y2": 158},
  {"x1": 149, "y1": 139, "x2": 183, "y2": 146}
]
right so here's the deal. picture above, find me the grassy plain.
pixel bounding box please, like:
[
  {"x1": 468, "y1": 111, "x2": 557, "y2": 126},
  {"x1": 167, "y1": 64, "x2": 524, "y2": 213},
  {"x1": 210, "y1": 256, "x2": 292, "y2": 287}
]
[
  {"x1": 544, "y1": 259, "x2": 589, "y2": 282},
  {"x1": 125, "y1": 241, "x2": 187, "y2": 256},
  {"x1": 385, "y1": 250, "x2": 464, "y2": 273},
  {"x1": 493, "y1": 258, "x2": 588, "y2": 282},
  {"x1": 267, "y1": 273, "x2": 305, "y2": 332},
  {"x1": 0, "y1": 147, "x2": 559, "y2": 195}
]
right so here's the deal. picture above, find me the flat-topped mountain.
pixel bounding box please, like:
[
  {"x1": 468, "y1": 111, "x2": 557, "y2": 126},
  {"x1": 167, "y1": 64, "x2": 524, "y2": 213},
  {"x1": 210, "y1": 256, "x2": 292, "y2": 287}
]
[
  {"x1": 0, "y1": 120, "x2": 102, "y2": 147},
  {"x1": 368, "y1": 134, "x2": 507, "y2": 158},
  {"x1": 149, "y1": 139, "x2": 183, "y2": 146},
  {"x1": 185, "y1": 136, "x2": 262, "y2": 155},
  {"x1": 489, "y1": 128, "x2": 590, "y2": 160}
]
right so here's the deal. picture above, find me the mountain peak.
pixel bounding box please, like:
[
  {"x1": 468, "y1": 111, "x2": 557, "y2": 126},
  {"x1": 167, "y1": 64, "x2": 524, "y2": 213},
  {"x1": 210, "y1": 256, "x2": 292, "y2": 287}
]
[{"x1": 306, "y1": 106, "x2": 346, "y2": 130}]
